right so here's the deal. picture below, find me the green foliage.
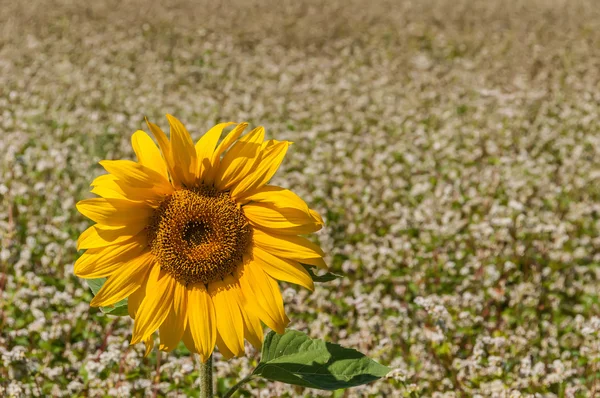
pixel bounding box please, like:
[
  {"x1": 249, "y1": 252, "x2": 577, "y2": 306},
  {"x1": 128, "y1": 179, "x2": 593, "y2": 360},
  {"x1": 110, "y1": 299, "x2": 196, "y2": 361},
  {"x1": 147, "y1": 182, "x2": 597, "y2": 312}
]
[
  {"x1": 86, "y1": 278, "x2": 129, "y2": 316},
  {"x1": 253, "y1": 330, "x2": 390, "y2": 391},
  {"x1": 302, "y1": 265, "x2": 342, "y2": 283}
]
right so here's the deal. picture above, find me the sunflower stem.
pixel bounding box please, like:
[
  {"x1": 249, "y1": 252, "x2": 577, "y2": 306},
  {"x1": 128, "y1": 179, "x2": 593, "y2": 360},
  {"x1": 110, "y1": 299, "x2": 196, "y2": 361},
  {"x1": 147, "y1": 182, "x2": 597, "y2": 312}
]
[
  {"x1": 223, "y1": 374, "x2": 254, "y2": 398},
  {"x1": 199, "y1": 354, "x2": 213, "y2": 398}
]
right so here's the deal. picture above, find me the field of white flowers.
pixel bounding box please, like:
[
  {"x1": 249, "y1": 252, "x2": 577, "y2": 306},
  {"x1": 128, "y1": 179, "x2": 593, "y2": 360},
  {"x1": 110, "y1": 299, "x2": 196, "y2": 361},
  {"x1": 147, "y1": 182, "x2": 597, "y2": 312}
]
[{"x1": 1, "y1": 0, "x2": 600, "y2": 396}]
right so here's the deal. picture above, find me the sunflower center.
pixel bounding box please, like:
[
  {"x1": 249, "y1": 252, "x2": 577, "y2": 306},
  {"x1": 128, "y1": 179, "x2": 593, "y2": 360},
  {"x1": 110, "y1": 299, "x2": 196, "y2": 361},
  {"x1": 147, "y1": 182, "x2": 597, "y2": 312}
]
[
  {"x1": 183, "y1": 220, "x2": 211, "y2": 246},
  {"x1": 147, "y1": 185, "x2": 252, "y2": 285}
]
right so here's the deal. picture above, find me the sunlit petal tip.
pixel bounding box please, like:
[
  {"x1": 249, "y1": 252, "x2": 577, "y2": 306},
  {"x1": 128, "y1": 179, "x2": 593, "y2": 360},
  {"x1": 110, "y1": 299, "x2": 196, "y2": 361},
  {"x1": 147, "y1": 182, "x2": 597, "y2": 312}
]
[
  {"x1": 159, "y1": 301, "x2": 187, "y2": 353},
  {"x1": 303, "y1": 256, "x2": 328, "y2": 270},
  {"x1": 96, "y1": 160, "x2": 173, "y2": 198},
  {"x1": 195, "y1": 122, "x2": 239, "y2": 179},
  {"x1": 89, "y1": 255, "x2": 153, "y2": 307},
  {"x1": 89, "y1": 295, "x2": 102, "y2": 307},
  {"x1": 208, "y1": 278, "x2": 245, "y2": 357},
  {"x1": 145, "y1": 117, "x2": 174, "y2": 174},
  {"x1": 166, "y1": 114, "x2": 192, "y2": 137},
  {"x1": 165, "y1": 115, "x2": 198, "y2": 186},
  {"x1": 309, "y1": 209, "x2": 325, "y2": 225},
  {"x1": 188, "y1": 283, "x2": 217, "y2": 361},
  {"x1": 216, "y1": 332, "x2": 235, "y2": 360},
  {"x1": 202, "y1": 123, "x2": 249, "y2": 185},
  {"x1": 75, "y1": 200, "x2": 86, "y2": 212},
  {"x1": 144, "y1": 338, "x2": 155, "y2": 357},
  {"x1": 130, "y1": 334, "x2": 142, "y2": 346},
  {"x1": 130, "y1": 130, "x2": 171, "y2": 181},
  {"x1": 272, "y1": 322, "x2": 287, "y2": 335},
  {"x1": 253, "y1": 247, "x2": 315, "y2": 291},
  {"x1": 131, "y1": 267, "x2": 176, "y2": 346}
]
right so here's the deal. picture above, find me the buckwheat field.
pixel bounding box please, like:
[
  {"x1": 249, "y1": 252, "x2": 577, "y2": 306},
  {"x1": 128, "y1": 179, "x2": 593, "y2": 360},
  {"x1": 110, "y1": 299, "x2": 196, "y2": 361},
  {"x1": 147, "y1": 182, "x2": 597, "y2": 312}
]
[{"x1": 1, "y1": 0, "x2": 600, "y2": 397}]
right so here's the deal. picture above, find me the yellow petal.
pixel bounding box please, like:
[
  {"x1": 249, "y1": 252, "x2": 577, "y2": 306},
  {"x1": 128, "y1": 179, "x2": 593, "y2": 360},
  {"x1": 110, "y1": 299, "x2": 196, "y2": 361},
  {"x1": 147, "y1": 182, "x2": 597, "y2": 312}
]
[
  {"x1": 77, "y1": 224, "x2": 146, "y2": 250},
  {"x1": 214, "y1": 123, "x2": 248, "y2": 157},
  {"x1": 253, "y1": 246, "x2": 314, "y2": 291},
  {"x1": 90, "y1": 173, "x2": 163, "y2": 204},
  {"x1": 300, "y1": 256, "x2": 328, "y2": 270},
  {"x1": 146, "y1": 118, "x2": 176, "y2": 181},
  {"x1": 132, "y1": 130, "x2": 170, "y2": 181},
  {"x1": 253, "y1": 229, "x2": 325, "y2": 262},
  {"x1": 131, "y1": 267, "x2": 176, "y2": 345},
  {"x1": 231, "y1": 141, "x2": 289, "y2": 199},
  {"x1": 90, "y1": 178, "x2": 127, "y2": 200},
  {"x1": 214, "y1": 126, "x2": 265, "y2": 191},
  {"x1": 144, "y1": 336, "x2": 155, "y2": 357},
  {"x1": 208, "y1": 277, "x2": 245, "y2": 357},
  {"x1": 188, "y1": 283, "x2": 217, "y2": 362},
  {"x1": 237, "y1": 260, "x2": 289, "y2": 334},
  {"x1": 74, "y1": 238, "x2": 148, "y2": 278},
  {"x1": 160, "y1": 282, "x2": 188, "y2": 351},
  {"x1": 173, "y1": 280, "x2": 188, "y2": 318},
  {"x1": 90, "y1": 173, "x2": 115, "y2": 187},
  {"x1": 77, "y1": 198, "x2": 154, "y2": 226},
  {"x1": 216, "y1": 332, "x2": 235, "y2": 360},
  {"x1": 195, "y1": 122, "x2": 236, "y2": 180},
  {"x1": 182, "y1": 326, "x2": 197, "y2": 354},
  {"x1": 203, "y1": 123, "x2": 248, "y2": 185},
  {"x1": 240, "y1": 304, "x2": 264, "y2": 350},
  {"x1": 99, "y1": 160, "x2": 173, "y2": 195},
  {"x1": 167, "y1": 114, "x2": 197, "y2": 187},
  {"x1": 90, "y1": 185, "x2": 158, "y2": 204},
  {"x1": 233, "y1": 281, "x2": 264, "y2": 348},
  {"x1": 159, "y1": 302, "x2": 187, "y2": 352},
  {"x1": 90, "y1": 253, "x2": 154, "y2": 307},
  {"x1": 243, "y1": 202, "x2": 322, "y2": 235},
  {"x1": 309, "y1": 209, "x2": 324, "y2": 225},
  {"x1": 128, "y1": 271, "x2": 150, "y2": 319},
  {"x1": 237, "y1": 185, "x2": 312, "y2": 218}
]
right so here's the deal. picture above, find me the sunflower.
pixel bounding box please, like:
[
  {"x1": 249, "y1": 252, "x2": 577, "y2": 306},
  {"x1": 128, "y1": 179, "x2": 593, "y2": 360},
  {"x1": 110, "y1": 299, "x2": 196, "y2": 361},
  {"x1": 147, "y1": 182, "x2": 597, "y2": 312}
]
[{"x1": 75, "y1": 115, "x2": 326, "y2": 361}]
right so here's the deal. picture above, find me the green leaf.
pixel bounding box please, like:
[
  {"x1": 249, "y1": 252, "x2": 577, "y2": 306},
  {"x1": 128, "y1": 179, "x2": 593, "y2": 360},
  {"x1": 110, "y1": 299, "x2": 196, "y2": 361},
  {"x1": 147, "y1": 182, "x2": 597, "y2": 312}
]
[
  {"x1": 302, "y1": 265, "x2": 342, "y2": 283},
  {"x1": 86, "y1": 278, "x2": 129, "y2": 316},
  {"x1": 253, "y1": 330, "x2": 390, "y2": 391}
]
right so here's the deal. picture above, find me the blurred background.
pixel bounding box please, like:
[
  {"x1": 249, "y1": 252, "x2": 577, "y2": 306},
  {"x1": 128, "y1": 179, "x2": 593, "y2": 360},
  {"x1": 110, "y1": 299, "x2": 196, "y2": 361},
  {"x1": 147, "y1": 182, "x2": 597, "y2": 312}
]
[{"x1": 1, "y1": 0, "x2": 600, "y2": 396}]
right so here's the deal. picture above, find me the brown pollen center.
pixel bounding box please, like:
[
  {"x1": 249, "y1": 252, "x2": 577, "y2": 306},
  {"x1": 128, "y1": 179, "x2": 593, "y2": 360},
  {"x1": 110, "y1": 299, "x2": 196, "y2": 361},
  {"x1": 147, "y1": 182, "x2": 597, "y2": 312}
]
[{"x1": 147, "y1": 185, "x2": 252, "y2": 285}]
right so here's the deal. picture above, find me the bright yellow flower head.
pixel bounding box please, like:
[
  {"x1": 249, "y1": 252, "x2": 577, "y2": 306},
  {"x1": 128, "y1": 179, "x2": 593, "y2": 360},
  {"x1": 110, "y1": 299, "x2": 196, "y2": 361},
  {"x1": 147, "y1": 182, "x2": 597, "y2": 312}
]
[{"x1": 75, "y1": 115, "x2": 326, "y2": 361}]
